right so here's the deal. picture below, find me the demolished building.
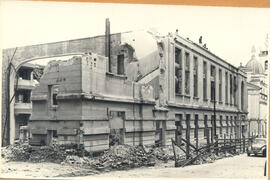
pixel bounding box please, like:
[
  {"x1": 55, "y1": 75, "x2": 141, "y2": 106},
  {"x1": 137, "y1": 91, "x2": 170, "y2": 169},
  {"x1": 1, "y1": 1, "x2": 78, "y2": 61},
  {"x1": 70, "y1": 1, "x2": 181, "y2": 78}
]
[
  {"x1": 27, "y1": 29, "x2": 248, "y2": 151},
  {"x1": 2, "y1": 20, "x2": 248, "y2": 149}
]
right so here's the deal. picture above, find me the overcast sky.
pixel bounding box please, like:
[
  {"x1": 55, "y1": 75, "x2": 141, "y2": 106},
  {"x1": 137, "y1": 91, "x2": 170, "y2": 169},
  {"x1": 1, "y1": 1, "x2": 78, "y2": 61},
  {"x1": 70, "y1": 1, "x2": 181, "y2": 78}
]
[{"x1": 1, "y1": 1, "x2": 270, "y2": 66}]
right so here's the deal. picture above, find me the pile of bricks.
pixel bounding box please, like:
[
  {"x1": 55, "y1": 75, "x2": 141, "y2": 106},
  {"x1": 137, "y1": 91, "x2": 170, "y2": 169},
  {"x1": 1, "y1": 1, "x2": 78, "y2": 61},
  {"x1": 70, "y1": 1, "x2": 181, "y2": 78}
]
[
  {"x1": 63, "y1": 145, "x2": 177, "y2": 171},
  {"x1": 64, "y1": 145, "x2": 157, "y2": 171},
  {"x1": 1, "y1": 142, "x2": 79, "y2": 163},
  {"x1": 1, "y1": 141, "x2": 31, "y2": 161}
]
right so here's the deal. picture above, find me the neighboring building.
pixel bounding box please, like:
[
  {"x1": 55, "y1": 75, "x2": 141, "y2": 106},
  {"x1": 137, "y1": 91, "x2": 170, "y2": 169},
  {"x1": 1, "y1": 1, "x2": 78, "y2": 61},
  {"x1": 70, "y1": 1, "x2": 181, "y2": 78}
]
[
  {"x1": 240, "y1": 44, "x2": 268, "y2": 138},
  {"x1": 3, "y1": 63, "x2": 44, "y2": 143},
  {"x1": 26, "y1": 28, "x2": 248, "y2": 151}
]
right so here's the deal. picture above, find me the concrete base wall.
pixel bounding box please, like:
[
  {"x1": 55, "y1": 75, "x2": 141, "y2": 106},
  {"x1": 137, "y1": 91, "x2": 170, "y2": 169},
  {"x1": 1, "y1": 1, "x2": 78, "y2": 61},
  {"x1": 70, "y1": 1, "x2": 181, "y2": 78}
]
[{"x1": 28, "y1": 100, "x2": 245, "y2": 152}]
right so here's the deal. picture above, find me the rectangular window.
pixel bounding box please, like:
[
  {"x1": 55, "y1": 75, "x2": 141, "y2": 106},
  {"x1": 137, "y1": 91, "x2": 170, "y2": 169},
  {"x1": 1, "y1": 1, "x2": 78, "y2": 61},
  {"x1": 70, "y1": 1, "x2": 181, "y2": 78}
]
[
  {"x1": 210, "y1": 65, "x2": 216, "y2": 77},
  {"x1": 241, "y1": 82, "x2": 244, "y2": 111},
  {"x1": 234, "y1": 76, "x2": 237, "y2": 106},
  {"x1": 203, "y1": 61, "x2": 207, "y2": 100},
  {"x1": 226, "y1": 116, "x2": 229, "y2": 134},
  {"x1": 117, "y1": 54, "x2": 125, "y2": 75},
  {"x1": 175, "y1": 48, "x2": 182, "y2": 94},
  {"x1": 230, "y1": 116, "x2": 233, "y2": 133},
  {"x1": 219, "y1": 69, "x2": 222, "y2": 102},
  {"x1": 186, "y1": 114, "x2": 191, "y2": 140},
  {"x1": 175, "y1": 114, "x2": 182, "y2": 126},
  {"x1": 204, "y1": 115, "x2": 208, "y2": 138},
  {"x1": 52, "y1": 130, "x2": 58, "y2": 138},
  {"x1": 193, "y1": 56, "x2": 198, "y2": 97},
  {"x1": 194, "y1": 114, "x2": 198, "y2": 139},
  {"x1": 225, "y1": 72, "x2": 228, "y2": 104},
  {"x1": 175, "y1": 114, "x2": 182, "y2": 143},
  {"x1": 220, "y1": 115, "x2": 223, "y2": 135},
  {"x1": 210, "y1": 65, "x2": 216, "y2": 102},
  {"x1": 230, "y1": 74, "x2": 232, "y2": 105},
  {"x1": 49, "y1": 85, "x2": 59, "y2": 107},
  {"x1": 52, "y1": 93, "x2": 58, "y2": 105},
  {"x1": 185, "y1": 52, "x2": 190, "y2": 95},
  {"x1": 211, "y1": 115, "x2": 215, "y2": 128}
]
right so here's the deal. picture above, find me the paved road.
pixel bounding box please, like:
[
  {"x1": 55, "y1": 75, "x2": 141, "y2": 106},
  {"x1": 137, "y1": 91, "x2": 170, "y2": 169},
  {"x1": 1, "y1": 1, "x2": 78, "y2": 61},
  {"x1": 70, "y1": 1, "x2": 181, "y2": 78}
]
[{"x1": 78, "y1": 154, "x2": 267, "y2": 179}]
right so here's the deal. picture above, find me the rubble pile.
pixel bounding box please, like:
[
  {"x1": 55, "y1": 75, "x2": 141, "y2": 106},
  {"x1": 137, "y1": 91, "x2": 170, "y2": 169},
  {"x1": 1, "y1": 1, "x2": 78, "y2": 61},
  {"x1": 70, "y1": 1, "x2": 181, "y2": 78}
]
[
  {"x1": 2, "y1": 140, "x2": 243, "y2": 173},
  {"x1": 64, "y1": 145, "x2": 158, "y2": 171},
  {"x1": 150, "y1": 146, "x2": 175, "y2": 162},
  {"x1": 2, "y1": 142, "x2": 176, "y2": 171},
  {"x1": 1, "y1": 142, "x2": 31, "y2": 161},
  {"x1": 28, "y1": 146, "x2": 67, "y2": 163},
  {"x1": 1, "y1": 141, "x2": 81, "y2": 163}
]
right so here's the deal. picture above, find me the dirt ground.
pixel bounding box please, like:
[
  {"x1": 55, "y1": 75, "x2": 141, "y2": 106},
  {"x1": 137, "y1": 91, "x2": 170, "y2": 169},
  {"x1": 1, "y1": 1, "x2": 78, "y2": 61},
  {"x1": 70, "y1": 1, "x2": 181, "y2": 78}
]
[
  {"x1": 86, "y1": 154, "x2": 267, "y2": 179},
  {"x1": 0, "y1": 158, "x2": 99, "y2": 178},
  {"x1": 1, "y1": 154, "x2": 267, "y2": 179}
]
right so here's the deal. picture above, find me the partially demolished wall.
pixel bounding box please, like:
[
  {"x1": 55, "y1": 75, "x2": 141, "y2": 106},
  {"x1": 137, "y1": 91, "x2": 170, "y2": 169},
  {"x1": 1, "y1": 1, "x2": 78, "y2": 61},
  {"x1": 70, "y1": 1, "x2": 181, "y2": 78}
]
[{"x1": 29, "y1": 52, "x2": 161, "y2": 151}]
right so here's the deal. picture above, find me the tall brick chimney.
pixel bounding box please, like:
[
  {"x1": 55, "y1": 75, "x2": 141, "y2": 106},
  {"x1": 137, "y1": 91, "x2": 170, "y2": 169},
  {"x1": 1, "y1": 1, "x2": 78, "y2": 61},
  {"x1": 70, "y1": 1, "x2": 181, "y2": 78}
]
[{"x1": 105, "y1": 18, "x2": 111, "y2": 72}]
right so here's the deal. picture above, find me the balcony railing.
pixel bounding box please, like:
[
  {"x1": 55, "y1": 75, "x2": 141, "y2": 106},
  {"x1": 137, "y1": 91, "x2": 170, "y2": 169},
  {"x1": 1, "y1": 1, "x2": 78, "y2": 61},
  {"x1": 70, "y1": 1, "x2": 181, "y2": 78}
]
[
  {"x1": 15, "y1": 78, "x2": 36, "y2": 89},
  {"x1": 14, "y1": 103, "x2": 32, "y2": 114}
]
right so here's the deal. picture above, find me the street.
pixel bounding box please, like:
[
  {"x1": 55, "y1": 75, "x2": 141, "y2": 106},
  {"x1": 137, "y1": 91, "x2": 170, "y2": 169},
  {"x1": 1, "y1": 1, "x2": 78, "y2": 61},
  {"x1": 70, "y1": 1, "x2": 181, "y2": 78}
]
[
  {"x1": 78, "y1": 154, "x2": 267, "y2": 179},
  {"x1": 1, "y1": 154, "x2": 267, "y2": 179}
]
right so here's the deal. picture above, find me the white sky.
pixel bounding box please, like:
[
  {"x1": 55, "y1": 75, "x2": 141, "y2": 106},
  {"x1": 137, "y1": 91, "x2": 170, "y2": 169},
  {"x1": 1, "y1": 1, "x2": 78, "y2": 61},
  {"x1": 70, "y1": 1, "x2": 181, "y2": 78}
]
[{"x1": 1, "y1": 1, "x2": 270, "y2": 67}]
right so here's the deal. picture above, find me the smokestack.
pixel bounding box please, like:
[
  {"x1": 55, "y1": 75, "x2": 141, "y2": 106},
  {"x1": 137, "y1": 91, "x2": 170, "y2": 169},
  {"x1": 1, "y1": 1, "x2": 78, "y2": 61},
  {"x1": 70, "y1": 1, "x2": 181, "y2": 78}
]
[{"x1": 105, "y1": 18, "x2": 111, "y2": 72}]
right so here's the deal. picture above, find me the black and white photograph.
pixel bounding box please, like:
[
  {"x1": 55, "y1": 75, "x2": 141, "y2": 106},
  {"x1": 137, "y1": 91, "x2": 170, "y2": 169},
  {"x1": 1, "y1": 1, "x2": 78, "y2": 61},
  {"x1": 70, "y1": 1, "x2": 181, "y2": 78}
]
[{"x1": 1, "y1": 1, "x2": 269, "y2": 179}]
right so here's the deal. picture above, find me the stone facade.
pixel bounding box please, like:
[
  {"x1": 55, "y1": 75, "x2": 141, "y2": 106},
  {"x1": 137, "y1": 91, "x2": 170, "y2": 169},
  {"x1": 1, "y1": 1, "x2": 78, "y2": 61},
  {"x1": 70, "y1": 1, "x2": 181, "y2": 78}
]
[
  {"x1": 2, "y1": 30, "x2": 248, "y2": 149},
  {"x1": 240, "y1": 45, "x2": 268, "y2": 138},
  {"x1": 1, "y1": 62, "x2": 43, "y2": 145}
]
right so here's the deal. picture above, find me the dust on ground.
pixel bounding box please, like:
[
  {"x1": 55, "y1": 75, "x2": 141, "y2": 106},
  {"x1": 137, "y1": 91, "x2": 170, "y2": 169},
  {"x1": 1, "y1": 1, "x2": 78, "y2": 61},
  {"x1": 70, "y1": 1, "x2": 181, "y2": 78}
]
[{"x1": 1, "y1": 141, "x2": 250, "y2": 179}]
